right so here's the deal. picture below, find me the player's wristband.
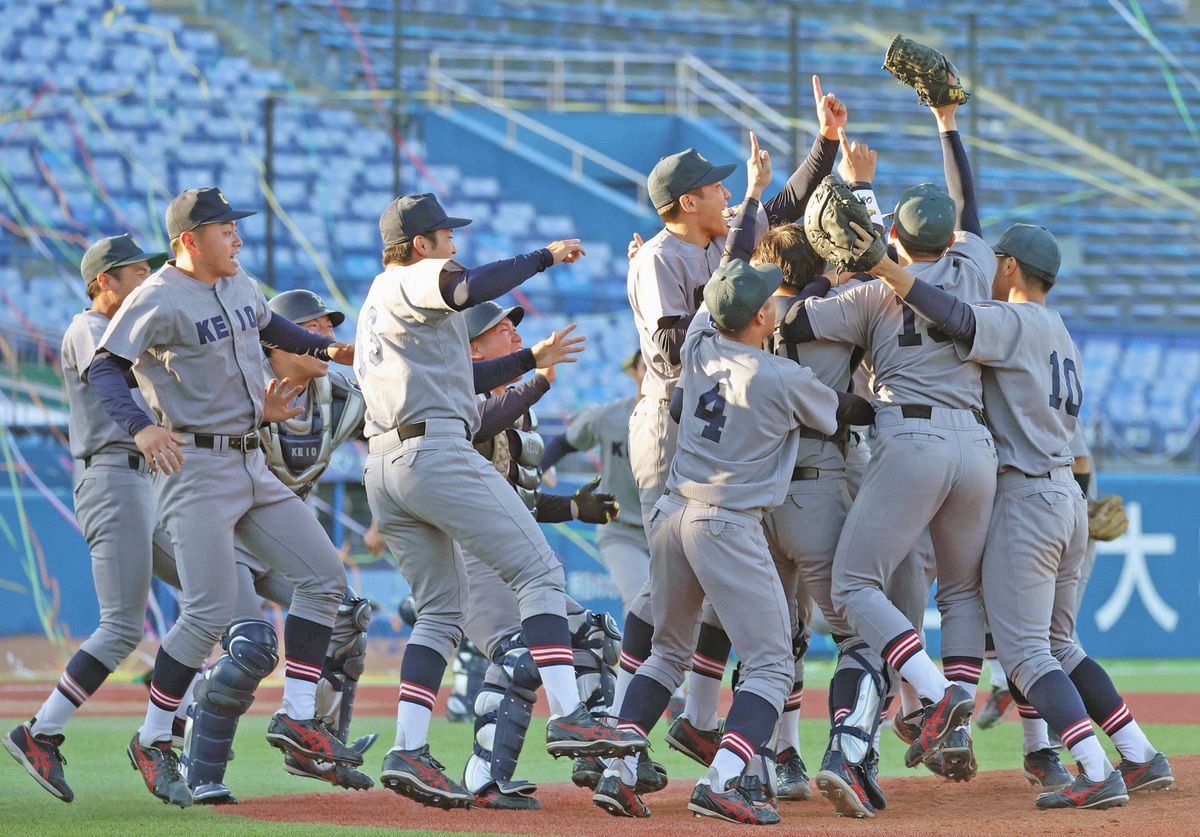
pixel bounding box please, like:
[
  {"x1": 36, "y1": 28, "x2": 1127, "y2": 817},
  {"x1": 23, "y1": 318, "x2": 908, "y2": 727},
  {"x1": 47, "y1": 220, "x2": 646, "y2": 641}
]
[
  {"x1": 569, "y1": 499, "x2": 579, "y2": 520},
  {"x1": 851, "y1": 186, "x2": 884, "y2": 230}
]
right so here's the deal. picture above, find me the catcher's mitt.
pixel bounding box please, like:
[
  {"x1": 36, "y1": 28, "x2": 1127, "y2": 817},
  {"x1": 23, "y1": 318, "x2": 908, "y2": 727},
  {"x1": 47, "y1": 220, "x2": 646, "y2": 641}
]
[
  {"x1": 883, "y1": 35, "x2": 971, "y2": 108},
  {"x1": 1088, "y1": 495, "x2": 1129, "y2": 542},
  {"x1": 804, "y1": 176, "x2": 886, "y2": 272}
]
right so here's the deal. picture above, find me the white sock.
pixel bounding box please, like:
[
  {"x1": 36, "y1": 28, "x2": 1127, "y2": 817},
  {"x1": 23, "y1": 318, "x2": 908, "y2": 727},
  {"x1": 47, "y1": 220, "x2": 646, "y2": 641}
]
[
  {"x1": 393, "y1": 701, "x2": 433, "y2": 750},
  {"x1": 175, "y1": 673, "x2": 201, "y2": 722},
  {"x1": 281, "y1": 678, "x2": 318, "y2": 720},
  {"x1": 709, "y1": 748, "x2": 747, "y2": 789},
  {"x1": 777, "y1": 707, "x2": 802, "y2": 755},
  {"x1": 30, "y1": 690, "x2": 79, "y2": 737},
  {"x1": 1021, "y1": 716, "x2": 1051, "y2": 752},
  {"x1": 684, "y1": 673, "x2": 721, "y2": 731},
  {"x1": 956, "y1": 680, "x2": 978, "y2": 699},
  {"x1": 898, "y1": 680, "x2": 922, "y2": 717},
  {"x1": 613, "y1": 668, "x2": 635, "y2": 719},
  {"x1": 989, "y1": 659, "x2": 1008, "y2": 691},
  {"x1": 1110, "y1": 719, "x2": 1157, "y2": 763},
  {"x1": 898, "y1": 652, "x2": 950, "y2": 702},
  {"x1": 139, "y1": 702, "x2": 177, "y2": 747},
  {"x1": 1069, "y1": 735, "x2": 1112, "y2": 783},
  {"x1": 540, "y1": 664, "x2": 580, "y2": 718}
]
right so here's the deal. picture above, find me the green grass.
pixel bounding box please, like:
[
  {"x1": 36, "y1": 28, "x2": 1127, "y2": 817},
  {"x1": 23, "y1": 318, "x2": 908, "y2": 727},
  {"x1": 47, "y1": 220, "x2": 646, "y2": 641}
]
[{"x1": 2, "y1": 713, "x2": 1198, "y2": 837}]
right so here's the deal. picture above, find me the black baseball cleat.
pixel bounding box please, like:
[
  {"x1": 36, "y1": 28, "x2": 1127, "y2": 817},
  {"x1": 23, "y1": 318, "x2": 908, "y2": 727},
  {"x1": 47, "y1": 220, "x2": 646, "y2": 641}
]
[
  {"x1": 473, "y1": 781, "x2": 541, "y2": 810},
  {"x1": 976, "y1": 688, "x2": 1014, "y2": 729},
  {"x1": 815, "y1": 749, "x2": 874, "y2": 819},
  {"x1": 891, "y1": 708, "x2": 922, "y2": 745},
  {"x1": 1118, "y1": 752, "x2": 1174, "y2": 793},
  {"x1": 775, "y1": 747, "x2": 812, "y2": 801},
  {"x1": 936, "y1": 726, "x2": 977, "y2": 782},
  {"x1": 573, "y1": 751, "x2": 668, "y2": 794},
  {"x1": 1035, "y1": 769, "x2": 1129, "y2": 810},
  {"x1": 688, "y1": 774, "x2": 781, "y2": 825},
  {"x1": 593, "y1": 770, "x2": 650, "y2": 818},
  {"x1": 265, "y1": 713, "x2": 363, "y2": 766},
  {"x1": 665, "y1": 714, "x2": 721, "y2": 766},
  {"x1": 1023, "y1": 747, "x2": 1073, "y2": 792},
  {"x1": 904, "y1": 685, "x2": 974, "y2": 768},
  {"x1": 381, "y1": 745, "x2": 473, "y2": 809},
  {"x1": 545, "y1": 704, "x2": 646, "y2": 758},
  {"x1": 858, "y1": 751, "x2": 887, "y2": 811},
  {"x1": 127, "y1": 734, "x2": 192, "y2": 808},
  {"x1": 283, "y1": 731, "x2": 376, "y2": 790},
  {"x1": 4, "y1": 722, "x2": 73, "y2": 802},
  {"x1": 191, "y1": 781, "x2": 237, "y2": 805}
]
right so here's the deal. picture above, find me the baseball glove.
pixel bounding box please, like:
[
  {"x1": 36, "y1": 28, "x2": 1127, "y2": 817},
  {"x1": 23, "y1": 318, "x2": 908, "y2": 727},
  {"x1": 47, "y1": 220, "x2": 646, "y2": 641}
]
[
  {"x1": 882, "y1": 35, "x2": 971, "y2": 107},
  {"x1": 804, "y1": 176, "x2": 886, "y2": 272},
  {"x1": 1087, "y1": 495, "x2": 1129, "y2": 541}
]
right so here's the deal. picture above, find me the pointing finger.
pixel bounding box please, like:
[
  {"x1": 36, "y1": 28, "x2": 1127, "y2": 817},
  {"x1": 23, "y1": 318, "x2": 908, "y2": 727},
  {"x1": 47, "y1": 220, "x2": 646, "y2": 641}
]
[{"x1": 812, "y1": 74, "x2": 823, "y2": 106}]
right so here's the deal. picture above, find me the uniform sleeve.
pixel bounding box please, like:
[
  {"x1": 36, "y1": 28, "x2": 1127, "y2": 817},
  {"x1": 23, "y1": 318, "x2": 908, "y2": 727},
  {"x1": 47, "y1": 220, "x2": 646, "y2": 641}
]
[
  {"x1": 802, "y1": 282, "x2": 872, "y2": 348},
  {"x1": 954, "y1": 302, "x2": 1024, "y2": 367},
  {"x1": 565, "y1": 405, "x2": 601, "y2": 451},
  {"x1": 945, "y1": 231, "x2": 997, "y2": 294},
  {"x1": 777, "y1": 362, "x2": 841, "y2": 437},
  {"x1": 94, "y1": 285, "x2": 170, "y2": 365},
  {"x1": 406, "y1": 259, "x2": 459, "y2": 319},
  {"x1": 636, "y1": 250, "x2": 691, "y2": 328},
  {"x1": 61, "y1": 321, "x2": 95, "y2": 382}
]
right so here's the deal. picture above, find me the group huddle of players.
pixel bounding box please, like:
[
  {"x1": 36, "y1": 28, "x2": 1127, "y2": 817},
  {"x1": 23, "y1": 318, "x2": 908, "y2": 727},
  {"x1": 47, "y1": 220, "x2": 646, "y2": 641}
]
[{"x1": 2, "y1": 34, "x2": 1173, "y2": 827}]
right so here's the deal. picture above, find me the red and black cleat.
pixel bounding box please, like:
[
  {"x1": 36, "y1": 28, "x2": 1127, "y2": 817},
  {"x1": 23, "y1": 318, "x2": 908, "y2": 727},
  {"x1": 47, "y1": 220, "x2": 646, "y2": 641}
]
[
  {"x1": 127, "y1": 734, "x2": 191, "y2": 808},
  {"x1": 265, "y1": 713, "x2": 363, "y2": 766},
  {"x1": 4, "y1": 722, "x2": 73, "y2": 803},
  {"x1": 593, "y1": 770, "x2": 651, "y2": 818},
  {"x1": 1118, "y1": 752, "x2": 1174, "y2": 794},
  {"x1": 688, "y1": 774, "x2": 781, "y2": 825},
  {"x1": 904, "y1": 685, "x2": 974, "y2": 768},
  {"x1": 1036, "y1": 770, "x2": 1129, "y2": 810},
  {"x1": 545, "y1": 704, "x2": 646, "y2": 759},
  {"x1": 380, "y1": 744, "x2": 474, "y2": 809},
  {"x1": 665, "y1": 715, "x2": 722, "y2": 767},
  {"x1": 815, "y1": 749, "x2": 874, "y2": 819}
]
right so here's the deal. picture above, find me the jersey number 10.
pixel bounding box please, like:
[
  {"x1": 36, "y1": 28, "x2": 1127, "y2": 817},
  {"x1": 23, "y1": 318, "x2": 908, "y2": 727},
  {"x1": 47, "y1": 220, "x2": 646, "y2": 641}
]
[{"x1": 1048, "y1": 351, "x2": 1082, "y2": 417}]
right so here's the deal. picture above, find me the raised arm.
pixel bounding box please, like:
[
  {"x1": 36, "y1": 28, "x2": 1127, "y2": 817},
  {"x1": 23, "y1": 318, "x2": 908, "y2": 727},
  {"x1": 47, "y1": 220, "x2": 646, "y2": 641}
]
[
  {"x1": 932, "y1": 101, "x2": 981, "y2": 236},
  {"x1": 722, "y1": 132, "x2": 771, "y2": 264},
  {"x1": 762, "y1": 75, "x2": 844, "y2": 226}
]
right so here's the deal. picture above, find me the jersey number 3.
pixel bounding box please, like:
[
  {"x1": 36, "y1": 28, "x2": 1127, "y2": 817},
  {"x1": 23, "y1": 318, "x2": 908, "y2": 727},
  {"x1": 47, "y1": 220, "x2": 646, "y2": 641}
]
[
  {"x1": 694, "y1": 384, "x2": 727, "y2": 443},
  {"x1": 357, "y1": 307, "x2": 384, "y2": 379},
  {"x1": 1048, "y1": 351, "x2": 1082, "y2": 417}
]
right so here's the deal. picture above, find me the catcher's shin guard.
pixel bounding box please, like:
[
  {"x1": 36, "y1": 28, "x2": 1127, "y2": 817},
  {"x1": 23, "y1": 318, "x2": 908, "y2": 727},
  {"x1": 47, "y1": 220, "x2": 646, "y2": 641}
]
[
  {"x1": 185, "y1": 620, "x2": 278, "y2": 798},
  {"x1": 828, "y1": 643, "x2": 886, "y2": 766},
  {"x1": 571, "y1": 610, "x2": 620, "y2": 712},
  {"x1": 316, "y1": 590, "x2": 372, "y2": 741},
  {"x1": 446, "y1": 640, "x2": 490, "y2": 724}
]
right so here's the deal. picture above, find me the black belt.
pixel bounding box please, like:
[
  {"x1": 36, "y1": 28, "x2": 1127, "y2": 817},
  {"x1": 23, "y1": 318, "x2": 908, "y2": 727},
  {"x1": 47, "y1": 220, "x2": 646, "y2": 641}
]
[
  {"x1": 791, "y1": 467, "x2": 820, "y2": 481},
  {"x1": 1025, "y1": 472, "x2": 1052, "y2": 479},
  {"x1": 83, "y1": 454, "x2": 142, "y2": 470},
  {"x1": 899, "y1": 404, "x2": 985, "y2": 426},
  {"x1": 193, "y1": 432, "x2": 261, "y2": 451},
  {"x1": 797, "y1": 427, "x2": 834, "y2": 442},
  {"x1": 396, "y1": 421, "x2": 471, "y2": 441}
]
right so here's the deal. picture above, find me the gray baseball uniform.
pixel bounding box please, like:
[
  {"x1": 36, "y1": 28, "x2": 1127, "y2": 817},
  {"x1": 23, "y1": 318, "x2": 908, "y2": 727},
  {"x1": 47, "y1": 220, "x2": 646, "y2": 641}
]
[
  {"x1": 565, "y1": 395, "x2": 648, "y2": 612},
  {"x1": 356, "y1": 258, "x2": 567, "y2": 662},
  {"x1": 963, "y1": 302, "x2": 1089, "y2": 694},
  {"x1": 802, "y1": 232, "x2": 998, "y2": 667},
  {"x1": 95, "y1": 264, "x2": 346, "y2": 667},
  {"x1": 62, "y1": 310, "x2": 179, "y2": 671},
  {"x1": 637, "y1": 312, "x2": 841, "y2": 710}
]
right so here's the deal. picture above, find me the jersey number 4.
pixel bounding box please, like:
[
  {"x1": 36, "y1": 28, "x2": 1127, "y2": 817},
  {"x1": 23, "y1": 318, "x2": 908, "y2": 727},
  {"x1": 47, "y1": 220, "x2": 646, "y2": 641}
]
[
  {"x1": 694, "y1": 384, "x2": 727, "y2": 443},
  {"x1": 1048, "y1": 351, "x2": 1082, "y2": 417}
]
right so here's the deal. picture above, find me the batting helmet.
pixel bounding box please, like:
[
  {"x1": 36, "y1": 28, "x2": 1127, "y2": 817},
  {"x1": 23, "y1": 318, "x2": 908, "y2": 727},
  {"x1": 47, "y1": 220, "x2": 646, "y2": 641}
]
[{"x1": 268, "y1": 289, "x2": 345, "y2": 327}]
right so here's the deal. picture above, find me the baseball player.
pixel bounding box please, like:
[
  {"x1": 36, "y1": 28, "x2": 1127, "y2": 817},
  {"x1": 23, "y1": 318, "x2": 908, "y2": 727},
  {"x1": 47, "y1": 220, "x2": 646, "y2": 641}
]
[
  {"x1": 852, "y1": 221, "x2": 1172, "y2": 809},
  {"x1": 541, "y1": 349, "x2": 649, "y2": 614},
  {"x1": 3, "y1": 234, "x2": 174, "y2": 803},
  {"x1": 781, "y1": 98, "x2": 997, "y2": 814},
  {"x1": 453, "y1": 300, "x2": 632, "y2": 810},
  {"x1": 624, "y1": 81, "x2": 853, "y2": 753},
  {"x1": 181, "y1": 289, "x2": 376, "y2": 804},
  {"x1": 593, "y1": 259, "x2": 875, "y2": 824},
  {"x1": 85, "y1": 188, "x2": 363, "y2": 807},
  {"x1": 356, "y1": 193, "x2": 644, "y2": 808}
]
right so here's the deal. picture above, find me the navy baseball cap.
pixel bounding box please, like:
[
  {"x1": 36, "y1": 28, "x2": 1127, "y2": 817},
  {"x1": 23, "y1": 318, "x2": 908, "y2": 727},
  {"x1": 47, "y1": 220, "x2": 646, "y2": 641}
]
[
  {"x1": 80, "y1": 234, "x2": 167, "y2": 282},
  {"x1": 166, "y1": 187, "x2": 255, "y2": 240},
  {"x1": 647, "y1": 149, "x2": 737, "y2": 210},
  {"x1": 380, "y1": 193, "x2": 472, "y2": 247},
  {"x1": 993, "y1": 223, "x2": 1061, "y2": 280},
  {"x1": 892, "y1": 183, "x2": 956, "y2": 251},
  {"x1": 465, "y1": 300, "x2": 525, "y2": 341},
  {"x1": 704, "y1": 258, "x2": 783, "y2": 332},
  {"x1": 269, "y1": 289, "x2": 345, "y2": 327}
]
